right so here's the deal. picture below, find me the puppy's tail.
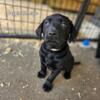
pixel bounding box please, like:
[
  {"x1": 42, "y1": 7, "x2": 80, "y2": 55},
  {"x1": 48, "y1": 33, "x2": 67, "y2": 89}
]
[{"x1": 74, "y1": 61, "x2": 81, "y2": 65}]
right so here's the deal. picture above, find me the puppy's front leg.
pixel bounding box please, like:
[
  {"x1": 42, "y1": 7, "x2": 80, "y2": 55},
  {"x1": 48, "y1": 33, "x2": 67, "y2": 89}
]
[
  {"x1": 43, "y1": 67, "x2": 62, "y2": 92},
  {"x1": 63, "y1": 71, "x2": 71, "y2": 79},
  {"x1": 38, "y1": 62, "x2": 47, "y2": 78}
]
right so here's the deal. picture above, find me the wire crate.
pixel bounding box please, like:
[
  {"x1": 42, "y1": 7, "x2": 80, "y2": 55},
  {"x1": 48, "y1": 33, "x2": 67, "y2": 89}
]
[{"x1": 0, "y1": 0, "x2": 99, "y2": 39}]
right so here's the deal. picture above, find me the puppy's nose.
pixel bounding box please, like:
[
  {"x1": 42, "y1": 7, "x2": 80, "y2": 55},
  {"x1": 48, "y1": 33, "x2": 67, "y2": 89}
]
[{"x1": 49, "y1": 32, "x2": 56, "y2": 36}]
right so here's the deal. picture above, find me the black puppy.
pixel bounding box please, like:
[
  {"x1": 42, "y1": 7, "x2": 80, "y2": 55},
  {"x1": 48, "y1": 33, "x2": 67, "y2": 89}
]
[{"x1": 36, "y1": 14, "x2": 78, "y2": 92}]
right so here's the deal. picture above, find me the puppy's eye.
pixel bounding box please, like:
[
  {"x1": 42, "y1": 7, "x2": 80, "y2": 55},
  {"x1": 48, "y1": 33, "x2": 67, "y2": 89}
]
[
  {"x1": 62, "y1": 22, "x2": 67, "y2": 27},
  {"x1": 44, "y1": 20, "x2": 49, "y2": 25}
]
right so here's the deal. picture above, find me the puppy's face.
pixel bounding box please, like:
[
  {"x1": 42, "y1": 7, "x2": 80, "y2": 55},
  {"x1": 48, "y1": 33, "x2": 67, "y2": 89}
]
[
  {"x1": 36, "y1": 14, "x2": 76, "y2": 49},
  {"x1": 43, "y1": 15, "x2": 71, "y2": 49}
]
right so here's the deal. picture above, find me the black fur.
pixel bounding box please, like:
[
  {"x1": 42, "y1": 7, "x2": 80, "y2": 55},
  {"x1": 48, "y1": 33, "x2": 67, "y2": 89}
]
[
  {"x1": 96, "y1": 35, "x2": 100, "y2": 58},
  {"x1": 36, "y1": 14, "x2": 78, "y2": 92}
]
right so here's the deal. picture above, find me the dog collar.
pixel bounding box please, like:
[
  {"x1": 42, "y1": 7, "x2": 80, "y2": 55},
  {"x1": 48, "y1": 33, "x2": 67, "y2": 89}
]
[{"x1": 50, "y1": 48, "x2": 61, "y2": 51}]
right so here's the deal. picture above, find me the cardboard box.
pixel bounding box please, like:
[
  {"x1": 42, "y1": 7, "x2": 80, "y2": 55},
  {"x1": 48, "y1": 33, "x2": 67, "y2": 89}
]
[
  {"x1": 48, "y1": 0, "x2": 99, "y2": 13},
  {"x1": 78, "y1": 0, "x2": 100, "y2": 5}
]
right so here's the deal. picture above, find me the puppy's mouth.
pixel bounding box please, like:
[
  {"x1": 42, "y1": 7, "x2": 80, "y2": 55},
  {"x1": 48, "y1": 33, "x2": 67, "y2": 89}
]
[
  {"x1": 46, "y1": 40, "x2": 59, "y2": 44},
  {"x1": 44, "y1": 35, "x2": 66, "y2": 49},
  {"x1": 46, "y1": 39, "x2": 60, "y2": 45},
  {"x1": 45, "y1": 40, "x2": 65, "y2": 50}
]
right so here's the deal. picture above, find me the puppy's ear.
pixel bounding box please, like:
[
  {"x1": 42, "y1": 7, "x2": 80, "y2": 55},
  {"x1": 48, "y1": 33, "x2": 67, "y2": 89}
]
[
  {"x1": 68, "y1": 21, "x2": 77, "y2": 42},
  {"x1": 35, "y1": 20, "x2": 44, "y2": 39}
]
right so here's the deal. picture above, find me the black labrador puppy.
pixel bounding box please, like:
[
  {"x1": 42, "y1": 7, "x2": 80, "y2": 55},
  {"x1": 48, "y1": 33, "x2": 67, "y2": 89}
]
[{"x1": 36, "y1": 14, "x2": 78, "y2": 92}]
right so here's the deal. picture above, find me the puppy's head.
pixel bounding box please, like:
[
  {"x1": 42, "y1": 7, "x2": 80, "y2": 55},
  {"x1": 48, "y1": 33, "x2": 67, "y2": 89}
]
[{"x1": 36, "y1": 14, "x2": 77, "y2": 49}]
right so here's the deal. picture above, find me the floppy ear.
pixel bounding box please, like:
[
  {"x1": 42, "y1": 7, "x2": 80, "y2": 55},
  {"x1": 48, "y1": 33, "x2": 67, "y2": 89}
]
[
  {"x1": 35, "y1": 20, "x2": 44, "y2": 39},
  {"x1": 68, "y1": 21, "x2": 77, "y2": 42}
]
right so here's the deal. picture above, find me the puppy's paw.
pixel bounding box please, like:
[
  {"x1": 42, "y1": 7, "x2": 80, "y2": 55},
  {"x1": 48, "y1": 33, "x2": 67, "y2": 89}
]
[
  {"x1": 63, "y1": 72, "x2": 71, "y2": 79},
  {"x1": 37, "y1": 71, "x2": 47, "y2": 78},
  {"x1": 43, "y1": 81, "x2": 53, "y2": 92}
]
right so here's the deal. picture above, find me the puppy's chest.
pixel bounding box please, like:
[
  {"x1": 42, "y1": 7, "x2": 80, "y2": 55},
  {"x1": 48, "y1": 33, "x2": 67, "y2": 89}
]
[
  {"x1": 45, "y1": 53, "x2": 58, "y2": 70},
  {"x1": 40, "y1": 43, "x2": 69, "y2": 70}
]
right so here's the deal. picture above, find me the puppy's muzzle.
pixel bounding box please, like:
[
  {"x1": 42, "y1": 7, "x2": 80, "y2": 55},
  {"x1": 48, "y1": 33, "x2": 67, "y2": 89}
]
[
  {"x1": 46, "y1": 31, "x2": 57, "y2": 40},
  {"x1": 47, "y1": 25, "x2": 57, "y2": 37},
  {"x1": 48, "y1": 32, "x2": 56, "y2": 36}
]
